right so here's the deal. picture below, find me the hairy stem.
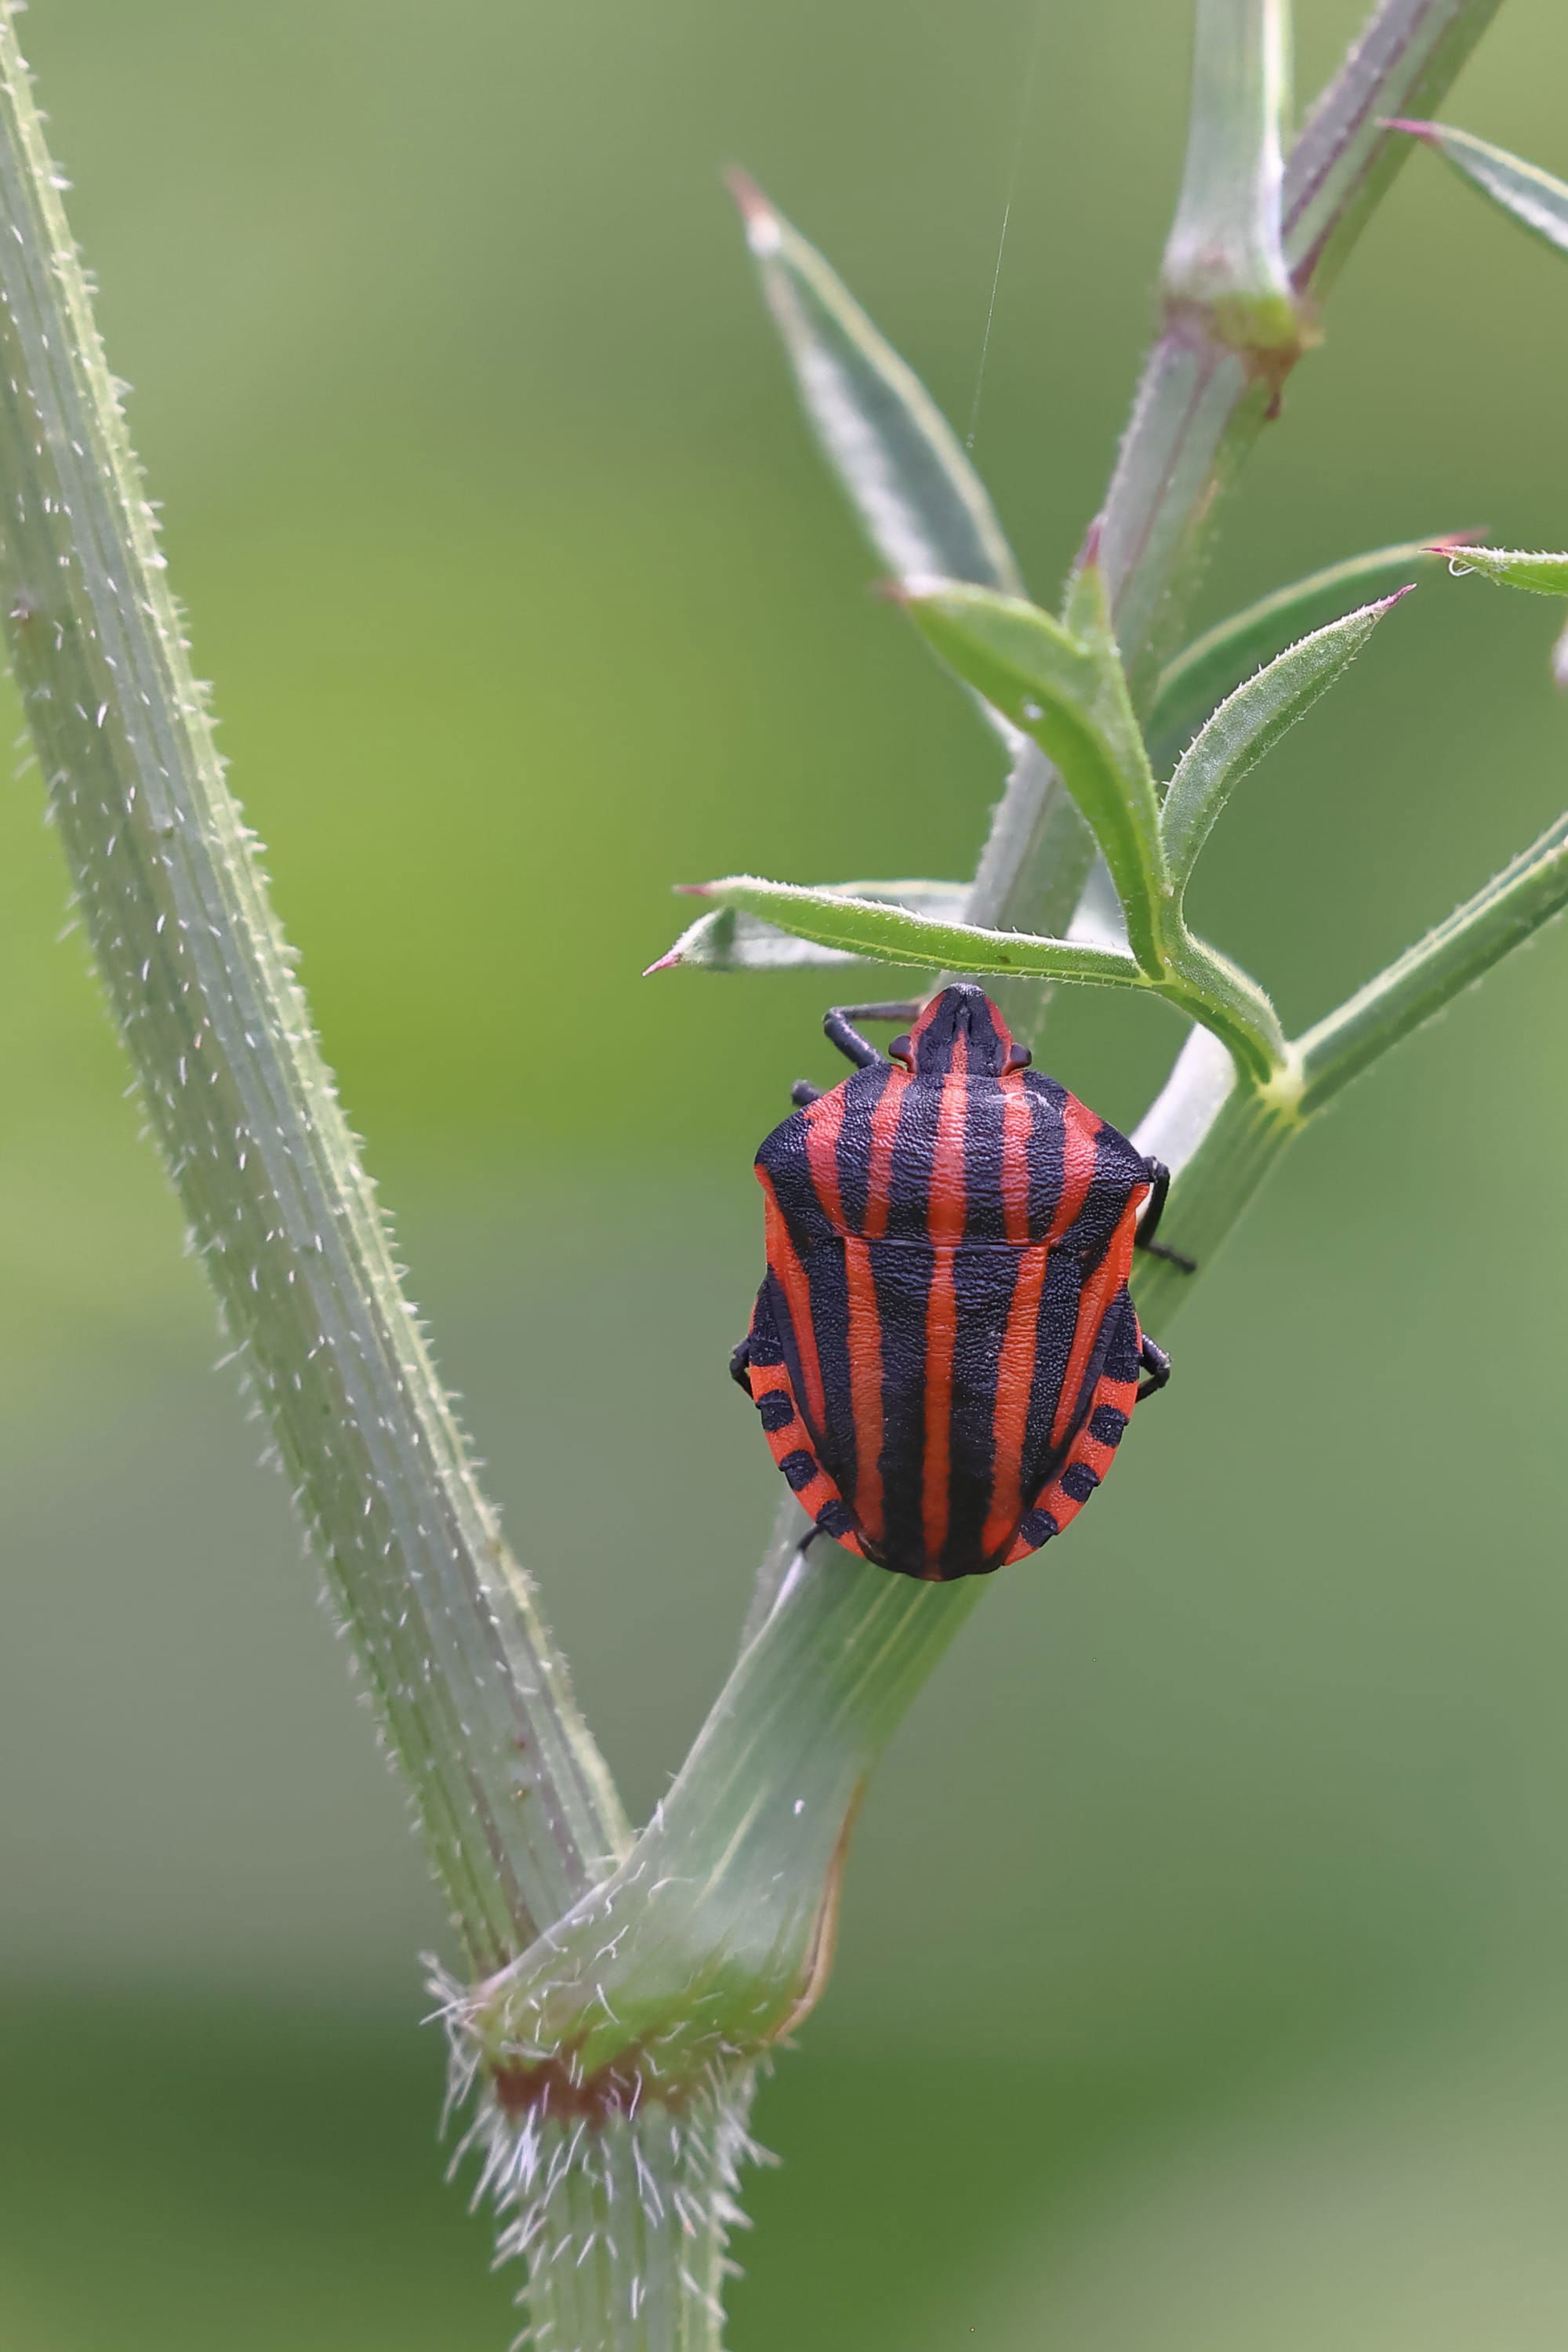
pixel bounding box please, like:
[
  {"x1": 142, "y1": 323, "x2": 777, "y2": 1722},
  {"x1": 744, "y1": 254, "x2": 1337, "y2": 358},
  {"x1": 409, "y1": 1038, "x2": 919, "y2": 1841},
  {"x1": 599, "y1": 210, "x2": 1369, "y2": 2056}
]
[
  {"x1": 0, "y1": 5, "x2": 627, "y2": 1971},
  {"x1": 459, "y1": 1553, "x2": 978, "y2": 2347},
  {"x1": 1283, "y1": 0, "x2": 1508, "y2": 296},
  {"x1": 1105, "y1": 0, "x2": 1501, "y2": 696},
  {"x1": 478, "y1": 2081, "x2": 760, "y2": 2352}
]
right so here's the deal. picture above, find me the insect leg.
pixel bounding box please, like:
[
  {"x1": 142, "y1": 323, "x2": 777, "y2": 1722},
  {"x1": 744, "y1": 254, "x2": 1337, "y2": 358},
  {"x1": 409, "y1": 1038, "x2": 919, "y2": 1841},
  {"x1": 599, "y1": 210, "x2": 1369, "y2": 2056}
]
[
  {"x1": 1135, "y1": 1158, "x2": 1197, "y2": 1272},
  {"x1": 823, "y1": 1000, "x2": 920, "y2": 1069},
  {"x1": 728, "y1": 1337, "x2": 753, "y2": 1395},
  {"x1": 1137, "y1": 1336, "x2": 1171, "y2": 1402},
  {"x1": 790, "y1": 1080, "x2": 823, "y2": 1107}
]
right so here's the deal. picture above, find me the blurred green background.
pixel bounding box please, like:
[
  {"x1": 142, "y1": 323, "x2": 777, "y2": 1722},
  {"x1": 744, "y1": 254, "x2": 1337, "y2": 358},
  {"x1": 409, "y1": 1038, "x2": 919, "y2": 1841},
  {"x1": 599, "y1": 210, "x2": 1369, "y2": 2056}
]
[{"x1": 4, "y1": 0, "x2": 1568, "y2": 2343}]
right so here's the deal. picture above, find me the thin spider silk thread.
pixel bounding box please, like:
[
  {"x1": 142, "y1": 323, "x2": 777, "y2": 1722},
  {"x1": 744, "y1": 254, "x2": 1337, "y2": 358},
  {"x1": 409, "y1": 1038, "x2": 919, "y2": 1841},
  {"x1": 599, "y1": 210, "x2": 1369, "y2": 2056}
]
[{"x1": 964, "y1": 0, "x2": 1051, "y2": 452}]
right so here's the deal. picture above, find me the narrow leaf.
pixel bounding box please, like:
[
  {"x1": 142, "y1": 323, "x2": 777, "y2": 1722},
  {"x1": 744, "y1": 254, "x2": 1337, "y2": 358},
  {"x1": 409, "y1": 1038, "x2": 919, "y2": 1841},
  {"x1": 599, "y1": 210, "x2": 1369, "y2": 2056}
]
[
  {"x1": 1147, "y1": 535, "x2": 1461, "y2": 769},
  {"x1": 1162, "y1": 0, "x2": 1305, "y2": 361},
  {"x1": 1433, "y1": 543, "x2": 1568, "y2": 595},
  {"x1": 649, "y1": 878, "x2": 970, "y2": 973},
  {"x1": 1161, "y1": 590, "x2": 1410, "y2": 884},
  {"x1": 1298, "y1": 808, "x2": 1568, "y2": 1108},
  {"x1": 669, "y1": 877, "x2": 1287, "y2": 1083},
  {"x1": 731, "y1": 172, "x2": 1023, "y2": 593},
  {"x1": 1388, "y1": 119, "x2": 1568, "y2": 257},
  {"x1": 662, "y1": 877, "x2": 1149, "y2": 989},
  {"x1": 895, "y1": 577, "x2": 1167, "y2": 965}
]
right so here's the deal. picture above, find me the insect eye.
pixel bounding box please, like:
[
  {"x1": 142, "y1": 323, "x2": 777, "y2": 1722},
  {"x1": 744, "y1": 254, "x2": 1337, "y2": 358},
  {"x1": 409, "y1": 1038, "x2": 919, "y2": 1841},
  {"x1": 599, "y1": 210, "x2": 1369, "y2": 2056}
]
[
  {"x1": 1005, "y1": 1043, "x2": 1033, "y2": 1071},
  {"x1": 889, "y1": 1033, "x2": 913, "y2": 1069}
]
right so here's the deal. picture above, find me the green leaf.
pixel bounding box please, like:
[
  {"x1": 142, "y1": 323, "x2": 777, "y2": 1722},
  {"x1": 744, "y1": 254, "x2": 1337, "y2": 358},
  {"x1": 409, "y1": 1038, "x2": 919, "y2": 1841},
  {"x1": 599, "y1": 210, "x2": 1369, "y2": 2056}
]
[
  {"x1": 1433, "y1": 543, "x2": 1568, "y2": 595},
  {"x1": 1389, "y1": 119, "x2": 1568, "y2": 258},
  {"x1": 1161, "y1": 0, "x2": 1305, "y2": 360},
  {"x1": 660, "y1": 877, "x2": 1149, "y2": 988},
  {"x1": 664, "y1": 878, "x2": 1290, "y2": 1083},
  {"x1": 730, "y1": 173, "x2": 1024, "y2": 594},
  {"x1": 1161, "y1": 590, "x2": 1410, "y2": 885},
  {"x1": 895, "y1": 575, "x2": 1168, "y2": 967},
  {"x1": 648, "y1": 877, "x2": 970, "y2": 972},
  {"x1": 1146, "y1": 536, "x2": 1458, "y2": 768},
  {"x1": 1298, "y1": 808, "x2": 1568, "y2": 1109}
]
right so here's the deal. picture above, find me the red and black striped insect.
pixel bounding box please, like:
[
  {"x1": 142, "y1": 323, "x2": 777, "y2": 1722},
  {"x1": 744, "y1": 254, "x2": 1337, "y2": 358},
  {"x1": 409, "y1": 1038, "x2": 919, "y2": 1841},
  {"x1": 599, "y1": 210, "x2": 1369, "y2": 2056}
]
[{"x1": 730, "y1": 983, "x2": 1192, "y2": 1582}]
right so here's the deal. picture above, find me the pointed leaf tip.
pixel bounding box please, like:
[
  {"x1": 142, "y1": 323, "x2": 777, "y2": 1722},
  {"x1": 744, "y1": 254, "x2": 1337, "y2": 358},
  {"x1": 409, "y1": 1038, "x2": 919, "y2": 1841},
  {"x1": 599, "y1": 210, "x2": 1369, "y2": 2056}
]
[
  {"x1": 673, "y1": 882, "x2": 713, "y2": 896},
  {"x1": 724, "y1": 167, "x2": 782, "y2": 253},
  {"x1": 1160, "y1": 586, "x2": 1407, "y2": 889},
  {"x1": 1149, "y1": 537, "x2": 1465, "y2": 775},
  {"x1": 642, "y1": 950, "x2": 683, "y2": 975},
  {"x1": 735, "y1": 196, "x2": 1024, "y2": 601},
  {"x1": 1074, "y1": 514, "x2": 1105, "y2": 572},
  {"x1": 1389, "y1": 125, "x2": 1568, "y2": 263},
  {"x1": 1379, "y1": 116, "x2": 1439, "y2": 142},
  {"x1": 1427, "y1": 545, "x2": 1568, "y2": 595}
]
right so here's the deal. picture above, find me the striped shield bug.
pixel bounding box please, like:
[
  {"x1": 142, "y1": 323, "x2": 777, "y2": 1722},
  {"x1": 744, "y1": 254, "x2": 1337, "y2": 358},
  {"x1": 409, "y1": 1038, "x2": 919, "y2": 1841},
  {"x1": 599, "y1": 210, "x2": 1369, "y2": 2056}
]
[{"x1": 730, "y1": 983, "x2": 1192, "y2": 1581}]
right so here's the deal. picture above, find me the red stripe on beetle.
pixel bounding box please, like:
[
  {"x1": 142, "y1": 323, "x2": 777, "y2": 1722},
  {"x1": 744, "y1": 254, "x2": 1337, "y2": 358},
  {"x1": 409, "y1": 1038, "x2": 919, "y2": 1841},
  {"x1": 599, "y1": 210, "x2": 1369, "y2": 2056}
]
[
  {"x1": 979, "y1": 1241, "x2": 1049, "y2": 1559},
  {"x1": 804, "y1": 1087, "x2": 845, "y2": 1226},
  {"x1": 861, "y1": 1068, "x2": 908, "y2": 1239},
  {"x1": 758, "y1": 1174, "x2": 829, "y2": 1441},
  {"x1": 1047, "y1": 1102, "x2": 1099, "y2": 1243},
  {"x1": 1050, "y1": 1193, "x2": 1142, "y2": 1450},
  {"x1": 920, "y1": 1030, "x2": 968, "y2": 1566},
  {"x1": 843, "y1": 1237, "x2": 886, "y2": 1547},
  {"x1": 1000, "y1": 1078, "x2": 1033, "y2": 1245}
]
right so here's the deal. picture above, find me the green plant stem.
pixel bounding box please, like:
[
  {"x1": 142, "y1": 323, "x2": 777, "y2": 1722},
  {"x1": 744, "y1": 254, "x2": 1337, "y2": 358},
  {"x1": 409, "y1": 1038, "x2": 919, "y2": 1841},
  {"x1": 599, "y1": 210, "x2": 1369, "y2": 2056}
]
[
  {"x1": 506, "y1": 2085, "x2": 758, "y2": 2352},
  {"x1": 1161, "y1": 0, "x2": 1301, "y2": 359},
  {"x1": 973, "y1": 0, "x2": 1501, "y2": 1028},
  {"x1": 468, "y1": 1552, "x2": 981, "y2": 2083},
  {"x1": 1105, "y1": 0, "x2": 1501, "y2": 699},
  {"x1": 470, "y1": 1554, "x2": 980, "y2": 2352},
  {"x1": 1297, "y1": 811, "x2": 1568, "y2": 1110},
  {"x1": 1284, "y1": 0, "x2": 1507, "y2": 295},
  {"x1": 0, "y1": 5, "x2": 627, "y2": 1973},
  {"x1": 1132, "y1": 1068, "x2": 1303, "y2": 1331}
]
